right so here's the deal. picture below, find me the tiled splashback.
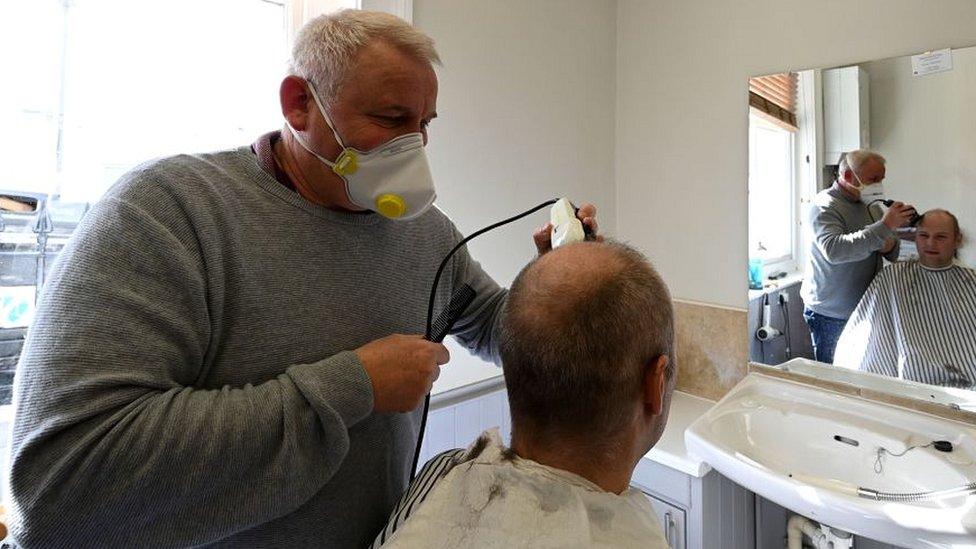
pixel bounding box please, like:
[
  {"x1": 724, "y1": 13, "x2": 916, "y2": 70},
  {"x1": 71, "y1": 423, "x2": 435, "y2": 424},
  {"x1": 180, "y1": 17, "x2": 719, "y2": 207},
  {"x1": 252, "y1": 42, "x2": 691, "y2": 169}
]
[{"x1": 674, "y1": 300, "x2": 749, "y2": 401}]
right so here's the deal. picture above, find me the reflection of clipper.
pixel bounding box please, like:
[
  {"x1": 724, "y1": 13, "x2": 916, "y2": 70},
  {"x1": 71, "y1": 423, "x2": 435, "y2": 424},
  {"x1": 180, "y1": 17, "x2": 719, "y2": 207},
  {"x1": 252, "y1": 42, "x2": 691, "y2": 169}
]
[{"x1": 550, "y1": 198, "x2": 588, "y2": 249}]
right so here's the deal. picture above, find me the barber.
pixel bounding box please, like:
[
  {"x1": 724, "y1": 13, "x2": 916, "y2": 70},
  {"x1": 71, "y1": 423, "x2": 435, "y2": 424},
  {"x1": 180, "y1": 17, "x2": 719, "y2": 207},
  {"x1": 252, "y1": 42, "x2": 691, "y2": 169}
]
[
  {"x1": 9, "y1": 10, "x2": 598, "y2": 548},
  {"x1": 800, "y1": 149, "x2": 915, "y2": 363}
]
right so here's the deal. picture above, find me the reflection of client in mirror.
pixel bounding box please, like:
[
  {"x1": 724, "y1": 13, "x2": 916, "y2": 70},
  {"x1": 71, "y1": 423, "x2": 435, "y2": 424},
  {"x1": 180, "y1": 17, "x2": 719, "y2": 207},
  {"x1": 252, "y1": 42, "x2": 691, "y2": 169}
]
[
  {"x1": 800, "y1": 150, "x2": 918, "y2": 363},
  {"x1": 835, "y1": 210, "x2": 976, "y2": 388}
]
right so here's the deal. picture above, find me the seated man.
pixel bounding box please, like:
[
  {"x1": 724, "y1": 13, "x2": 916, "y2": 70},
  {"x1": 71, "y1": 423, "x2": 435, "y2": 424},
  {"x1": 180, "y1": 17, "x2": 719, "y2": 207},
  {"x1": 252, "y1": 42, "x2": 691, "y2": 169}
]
[
  {"x1": 372, "y1": 240, "x2": 676, "y2": 548},
  {"x1": 834, "y1": 209, "x2": 976, "y2": 388}
]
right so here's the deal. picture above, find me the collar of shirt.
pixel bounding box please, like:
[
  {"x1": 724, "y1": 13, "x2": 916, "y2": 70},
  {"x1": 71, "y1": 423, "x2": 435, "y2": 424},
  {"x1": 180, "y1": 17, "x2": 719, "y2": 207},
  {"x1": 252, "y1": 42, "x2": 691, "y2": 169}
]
[
  {"x1": 251, "y1": 130, "x2": 295, "y2": 191},
  {"x1": 828, "y1": 181, "x2": 860, "y2": 203}
]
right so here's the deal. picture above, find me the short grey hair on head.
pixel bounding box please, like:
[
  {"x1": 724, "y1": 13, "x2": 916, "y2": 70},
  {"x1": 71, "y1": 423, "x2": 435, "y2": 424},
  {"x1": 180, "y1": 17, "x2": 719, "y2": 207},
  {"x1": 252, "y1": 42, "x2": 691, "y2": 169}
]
[
  {"x1": 500, "y1": 240, "x2": 675, "y2": 450},
  {"x1": 288, "y1": 9, "x2": 441, "y2": 104},
  {"x1": 838, "y1": 149, "x2": 886, "y2": 179}
]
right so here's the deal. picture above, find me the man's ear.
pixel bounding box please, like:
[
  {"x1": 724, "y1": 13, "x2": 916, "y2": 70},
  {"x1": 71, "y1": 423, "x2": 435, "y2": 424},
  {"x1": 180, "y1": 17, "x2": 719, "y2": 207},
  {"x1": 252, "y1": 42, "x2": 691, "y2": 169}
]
[
  {"x1": 840, "y1": 168, "x2": 853, "y2": 184},
  {"x1": 643, "y1": 355, "x2": 670, "y2": 416},
  {"x1": 280, "y1": 75, "x2": 312, "y2": 131}
]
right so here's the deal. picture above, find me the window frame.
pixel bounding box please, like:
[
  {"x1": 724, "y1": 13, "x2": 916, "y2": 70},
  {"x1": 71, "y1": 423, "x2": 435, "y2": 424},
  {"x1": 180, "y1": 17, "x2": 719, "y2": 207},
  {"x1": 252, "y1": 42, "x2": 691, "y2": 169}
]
[{"x1": 748, "y1": 113, "x2": 798, "y2": 274}]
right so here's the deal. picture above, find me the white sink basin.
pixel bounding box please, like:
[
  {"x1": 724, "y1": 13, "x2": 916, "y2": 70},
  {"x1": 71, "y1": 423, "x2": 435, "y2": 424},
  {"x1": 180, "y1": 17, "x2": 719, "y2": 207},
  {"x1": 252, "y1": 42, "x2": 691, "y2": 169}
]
[{"x1": 685, "y1": 372, "x2": 976, "y2": 548}]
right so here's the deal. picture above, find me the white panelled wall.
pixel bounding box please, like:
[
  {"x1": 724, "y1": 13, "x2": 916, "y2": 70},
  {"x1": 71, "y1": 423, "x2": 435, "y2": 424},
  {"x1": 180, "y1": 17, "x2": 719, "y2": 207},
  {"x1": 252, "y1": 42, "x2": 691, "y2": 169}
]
[{"x1": 420, "y1": 382, "x2": 511, "y2": 466}]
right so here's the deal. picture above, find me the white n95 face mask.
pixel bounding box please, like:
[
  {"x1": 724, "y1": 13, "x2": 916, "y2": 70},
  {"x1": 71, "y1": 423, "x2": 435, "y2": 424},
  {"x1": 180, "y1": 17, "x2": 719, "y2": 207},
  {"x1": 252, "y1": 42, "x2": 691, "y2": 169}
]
[
  {"x1": 287, "y1": 81, "x2": 436, "y2": 220},
  {"x1": 851, "y1": 170, "x2": 886, "y2": 204}
]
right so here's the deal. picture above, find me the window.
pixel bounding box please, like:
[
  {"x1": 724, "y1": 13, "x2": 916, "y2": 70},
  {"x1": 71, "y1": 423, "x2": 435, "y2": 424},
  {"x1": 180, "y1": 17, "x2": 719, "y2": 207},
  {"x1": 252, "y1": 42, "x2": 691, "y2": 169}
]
[
  {"x1": 0, "y1": 0, "x2": 289, "y2": 404},
  {"x1": 748, "y1": 114, "x2": 796, "y2": 270}
]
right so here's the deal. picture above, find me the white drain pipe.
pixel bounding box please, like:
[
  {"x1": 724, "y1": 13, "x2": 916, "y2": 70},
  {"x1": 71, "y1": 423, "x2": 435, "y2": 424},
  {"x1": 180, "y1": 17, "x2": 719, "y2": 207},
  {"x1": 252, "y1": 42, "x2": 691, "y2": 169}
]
[{"x1": 787, "y1": 514, "x2": 828, "y2": 549}]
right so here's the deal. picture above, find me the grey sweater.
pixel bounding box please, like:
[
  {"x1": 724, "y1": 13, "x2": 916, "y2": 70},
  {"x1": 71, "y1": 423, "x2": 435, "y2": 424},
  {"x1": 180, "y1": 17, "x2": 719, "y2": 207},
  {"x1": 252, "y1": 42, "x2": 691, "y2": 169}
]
[
  {"x1": 800, "y1": 183, "x2": 899, "y2": 319},
  {"x1": 8, "y1": 146, "x2": 506, "y2": 548}
]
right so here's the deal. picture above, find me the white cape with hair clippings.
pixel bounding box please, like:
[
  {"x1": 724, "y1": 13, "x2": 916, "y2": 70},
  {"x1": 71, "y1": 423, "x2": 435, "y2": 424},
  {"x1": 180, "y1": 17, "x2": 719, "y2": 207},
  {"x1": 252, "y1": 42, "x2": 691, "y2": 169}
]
[
  {"x1": 834, "y1": 260, "x2": 976, "y2": 388},
  {"x1": 373, "y1": 429, "x2": 668, "y2": 549}
]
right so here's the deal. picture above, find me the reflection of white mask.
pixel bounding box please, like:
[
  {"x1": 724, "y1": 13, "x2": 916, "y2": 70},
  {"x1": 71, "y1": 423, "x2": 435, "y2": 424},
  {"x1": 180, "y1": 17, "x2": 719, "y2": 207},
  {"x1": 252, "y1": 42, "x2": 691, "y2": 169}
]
[
  {"x1": 851, "y1": 170, "x2": 886, "y2": 204},
  {"x1": 286, "y1": 81, "x2": 436, "y2": 220}
]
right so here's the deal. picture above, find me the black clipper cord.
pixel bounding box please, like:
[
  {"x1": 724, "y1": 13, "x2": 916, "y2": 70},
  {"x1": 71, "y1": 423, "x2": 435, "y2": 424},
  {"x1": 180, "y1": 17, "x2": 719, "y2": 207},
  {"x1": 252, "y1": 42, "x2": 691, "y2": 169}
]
[{"x1": 410, "y1": 199, "x2": 561, "y2": 479}]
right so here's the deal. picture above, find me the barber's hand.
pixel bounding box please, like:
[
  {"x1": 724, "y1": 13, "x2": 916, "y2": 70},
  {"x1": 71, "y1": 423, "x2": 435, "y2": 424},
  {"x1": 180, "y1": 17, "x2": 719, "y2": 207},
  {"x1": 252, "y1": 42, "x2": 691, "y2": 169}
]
[
  {"x1": 354, "y1": 334, "x2": 450, "y2": 413},
  {"x1": 533, "y1": 202, "x2": 602, "y2": 255},
  {"x1": 880, "y1": 238, "x2": 897, "y2": 254},
  {"x1": 881, "y1": 201, "x2": 916, "y2": 230}
]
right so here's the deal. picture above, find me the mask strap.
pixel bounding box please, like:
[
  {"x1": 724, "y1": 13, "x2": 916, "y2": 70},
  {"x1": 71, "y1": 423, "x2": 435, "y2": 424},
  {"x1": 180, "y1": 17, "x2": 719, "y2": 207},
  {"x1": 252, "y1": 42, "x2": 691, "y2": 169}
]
[
  {"x1": 306, "y1": 80, "x2": 347, "y2": 150},
  {"x1": 283, "y1": 79, "x2": 350, "y2": 169},
  {"x1": 285, "y1": 120, "x2": 338, "y2": 168}
]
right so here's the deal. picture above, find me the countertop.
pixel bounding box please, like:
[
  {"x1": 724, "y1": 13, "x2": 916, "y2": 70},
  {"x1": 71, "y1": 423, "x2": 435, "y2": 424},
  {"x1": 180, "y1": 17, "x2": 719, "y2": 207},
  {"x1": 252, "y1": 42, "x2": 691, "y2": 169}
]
[
  {"x1": 641, "y1": 391, "x2": 716, "y2": 478},
  {"x1": 748, "y1": 270, "x2": 804, "y2": 301}
]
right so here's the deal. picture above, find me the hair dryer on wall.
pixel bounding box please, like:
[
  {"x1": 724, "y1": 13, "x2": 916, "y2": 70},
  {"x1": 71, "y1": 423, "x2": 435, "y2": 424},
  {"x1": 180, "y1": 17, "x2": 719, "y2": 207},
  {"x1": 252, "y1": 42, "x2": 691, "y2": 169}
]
[{"x1": 756, "y1": 293, "x2": 782, "y2": 342}]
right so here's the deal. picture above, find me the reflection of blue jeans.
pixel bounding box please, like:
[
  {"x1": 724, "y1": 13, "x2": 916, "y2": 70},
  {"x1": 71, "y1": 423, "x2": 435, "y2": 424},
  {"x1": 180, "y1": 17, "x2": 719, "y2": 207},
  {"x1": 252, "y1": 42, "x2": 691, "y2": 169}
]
[{"x1": 803, "y1": 309, "x2": 848, "y2": 364}]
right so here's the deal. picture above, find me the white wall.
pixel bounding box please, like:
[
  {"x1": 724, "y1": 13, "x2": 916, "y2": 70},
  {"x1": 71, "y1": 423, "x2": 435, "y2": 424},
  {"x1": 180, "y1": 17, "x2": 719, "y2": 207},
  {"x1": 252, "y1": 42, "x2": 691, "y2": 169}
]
[
  {"x1": 862, "y1": 46, "x2": 976, "y2": 266},
  {"x1": 617, "y1": 0, "x2": 976, "y2": 308},
  {"x1": 413, "y1": 0, "x2": 617, "y2": 391}
]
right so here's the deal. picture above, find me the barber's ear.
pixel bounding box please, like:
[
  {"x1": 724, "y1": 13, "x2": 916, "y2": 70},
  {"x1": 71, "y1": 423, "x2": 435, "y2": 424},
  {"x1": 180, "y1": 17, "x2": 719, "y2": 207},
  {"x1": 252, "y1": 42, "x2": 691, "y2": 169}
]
[
  {"x1": 643, "y1": 355, "x2": 670, "y2": 416},
  {"x1": 280, "y1": 76, "x2": 312, "y2": 131}
]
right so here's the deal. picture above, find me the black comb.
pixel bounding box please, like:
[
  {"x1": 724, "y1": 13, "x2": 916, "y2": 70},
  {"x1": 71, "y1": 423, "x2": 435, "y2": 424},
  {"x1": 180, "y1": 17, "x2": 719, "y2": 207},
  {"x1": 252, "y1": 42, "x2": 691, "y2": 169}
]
[{"x1": 425, "y1": 283, "x2": 476, "y2": 343}]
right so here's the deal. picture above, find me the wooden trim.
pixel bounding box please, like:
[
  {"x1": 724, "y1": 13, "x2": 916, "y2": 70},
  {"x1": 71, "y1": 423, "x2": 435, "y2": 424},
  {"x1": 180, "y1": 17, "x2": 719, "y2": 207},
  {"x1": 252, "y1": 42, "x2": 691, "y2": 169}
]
[
  {"x1": 749, "y1": 93, "x2": 797, "y2": 131},
  {"x1": 749, "y1": 72, "x2": 798, "y2": 130},
  {"x1": 0, "y1": 196, "x2": 36, "y2": 213}
]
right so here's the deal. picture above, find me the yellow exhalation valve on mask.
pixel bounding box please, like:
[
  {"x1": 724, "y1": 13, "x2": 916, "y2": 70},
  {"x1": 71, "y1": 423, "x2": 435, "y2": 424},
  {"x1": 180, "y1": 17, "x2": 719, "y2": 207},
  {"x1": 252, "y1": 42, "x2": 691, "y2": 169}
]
[
  {"x1": 375, "y1": 194, "x2": 407, "y2": 219},
  {"x1": 550, "y1": 198, "x2": 587, "y2": 249},
  {"x1": 333, "y1": 150, "x2": 359, "y2": 176}
]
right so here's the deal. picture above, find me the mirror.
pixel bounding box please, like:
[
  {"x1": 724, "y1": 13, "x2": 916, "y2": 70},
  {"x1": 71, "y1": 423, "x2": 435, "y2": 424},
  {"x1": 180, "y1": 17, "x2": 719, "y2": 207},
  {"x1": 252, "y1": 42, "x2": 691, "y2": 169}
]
[{"x1": 746, "y1": 45, "x2": 976, "y2": 405}]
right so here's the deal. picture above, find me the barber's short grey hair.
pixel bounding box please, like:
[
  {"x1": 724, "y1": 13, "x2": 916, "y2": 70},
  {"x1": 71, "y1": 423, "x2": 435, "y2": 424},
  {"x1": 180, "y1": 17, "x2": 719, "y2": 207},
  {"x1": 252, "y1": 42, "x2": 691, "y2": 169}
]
[
  {"x1": 500, "y1": 241, "x2": 675, "y2": 446},
  {"x1": 838, "y1": 149, "x2": 886, "y2": 179},
  {"x1": 288, "y1": 10, "x2": 441, "y2": 104}
]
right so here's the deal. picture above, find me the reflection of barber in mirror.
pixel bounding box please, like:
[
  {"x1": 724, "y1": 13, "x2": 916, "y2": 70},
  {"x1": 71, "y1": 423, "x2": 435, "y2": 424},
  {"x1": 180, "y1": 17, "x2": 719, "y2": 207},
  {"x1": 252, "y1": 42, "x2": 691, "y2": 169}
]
[
  {"x1": 800, "y1": 150, "x2": 918, "y2": 364},
  {"x1": 834, "y1": 209, "x2": 976, "y2": 389}
]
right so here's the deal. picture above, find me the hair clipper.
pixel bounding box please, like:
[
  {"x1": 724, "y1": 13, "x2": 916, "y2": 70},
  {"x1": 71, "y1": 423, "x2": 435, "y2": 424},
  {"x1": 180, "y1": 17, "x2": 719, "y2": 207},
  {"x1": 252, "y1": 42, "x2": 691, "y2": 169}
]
[
  {"x1": 550, "y1": 198, "x2": 595, "y2": 249},
  {"x1": 880, "y1": 199, "x2": 922, "y2": 227}
]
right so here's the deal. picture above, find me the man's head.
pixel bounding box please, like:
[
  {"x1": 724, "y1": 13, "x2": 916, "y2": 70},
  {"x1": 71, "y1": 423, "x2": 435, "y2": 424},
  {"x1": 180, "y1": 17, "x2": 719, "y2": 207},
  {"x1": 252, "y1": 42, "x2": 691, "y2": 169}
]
[
  {"x1": 837, "y1": 150, "x2": 886, "y2": 199},
  {"x1": 279, "y1": 11, "x2": 440, "y2": 209},
  {"x1": 501, "y1": 241, "x2": 676, "y2": 463},
  {"x1": 916, "y1": 209, "x2": 963, "y2": 268}
]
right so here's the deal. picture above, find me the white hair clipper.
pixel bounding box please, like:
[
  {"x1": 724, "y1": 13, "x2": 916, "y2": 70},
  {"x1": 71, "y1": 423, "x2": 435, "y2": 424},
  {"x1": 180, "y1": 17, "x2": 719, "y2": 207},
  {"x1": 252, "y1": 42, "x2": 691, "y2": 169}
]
[{"x1": 550, "y1": 198, "x2": 590, "y2": 249}]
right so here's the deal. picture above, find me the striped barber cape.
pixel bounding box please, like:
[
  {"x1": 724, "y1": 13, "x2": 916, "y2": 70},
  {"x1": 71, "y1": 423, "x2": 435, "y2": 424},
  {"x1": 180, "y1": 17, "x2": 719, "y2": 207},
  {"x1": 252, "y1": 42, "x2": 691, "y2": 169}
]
[{"x1": 834, "y1": 260, "x2": 976, "y2": 388}]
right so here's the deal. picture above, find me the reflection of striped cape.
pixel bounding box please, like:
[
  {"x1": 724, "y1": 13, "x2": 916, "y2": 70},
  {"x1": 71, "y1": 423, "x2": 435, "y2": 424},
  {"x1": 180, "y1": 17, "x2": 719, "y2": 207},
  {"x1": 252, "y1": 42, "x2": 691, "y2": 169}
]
[{"x1": 834, "y1": 261, "x2": 976, "y2": 389}]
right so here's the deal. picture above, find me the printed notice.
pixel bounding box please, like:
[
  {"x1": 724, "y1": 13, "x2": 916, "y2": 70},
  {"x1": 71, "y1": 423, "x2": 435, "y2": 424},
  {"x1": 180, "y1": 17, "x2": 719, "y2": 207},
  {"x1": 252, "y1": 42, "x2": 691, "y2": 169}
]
[{"x1": 911, "y1": 48, "x2": 953, "y2": 77}]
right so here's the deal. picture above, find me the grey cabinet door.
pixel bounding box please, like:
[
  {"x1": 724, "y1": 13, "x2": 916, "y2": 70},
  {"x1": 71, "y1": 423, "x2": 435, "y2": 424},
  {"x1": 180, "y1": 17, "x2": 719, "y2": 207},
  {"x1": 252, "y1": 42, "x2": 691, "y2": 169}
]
[{"x1": 643, "y1": 493, "x2": 686, "y2": 549}]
